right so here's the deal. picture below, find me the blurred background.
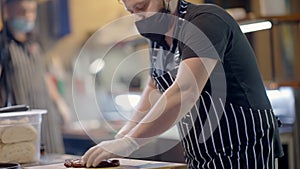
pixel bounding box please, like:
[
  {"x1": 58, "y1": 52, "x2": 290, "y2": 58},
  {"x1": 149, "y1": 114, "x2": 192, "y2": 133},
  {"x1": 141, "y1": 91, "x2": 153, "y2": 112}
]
[{"x1": 1, "y1": 0, "x2": 300, "y2": 168}]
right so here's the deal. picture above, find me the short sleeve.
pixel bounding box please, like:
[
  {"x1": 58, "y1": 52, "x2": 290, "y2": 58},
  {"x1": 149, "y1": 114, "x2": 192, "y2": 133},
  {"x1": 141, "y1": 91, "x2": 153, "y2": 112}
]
[{"x1": 179, "y1": 13, "x2": 231, "y2": 62}]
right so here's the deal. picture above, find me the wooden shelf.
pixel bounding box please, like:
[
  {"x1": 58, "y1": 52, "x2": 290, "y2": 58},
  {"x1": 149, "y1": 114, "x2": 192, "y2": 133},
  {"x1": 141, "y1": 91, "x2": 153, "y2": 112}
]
[{"x1": 258, "y1": 14, "x2": 300, "y2": 23}]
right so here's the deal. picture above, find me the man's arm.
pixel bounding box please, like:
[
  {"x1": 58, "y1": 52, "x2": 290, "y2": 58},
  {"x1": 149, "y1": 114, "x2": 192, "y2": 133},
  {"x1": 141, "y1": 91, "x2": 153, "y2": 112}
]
[
  {"x1": 44, "y1": 73, "x2": 72, "y2": 125},
  {"x1": 127, "y1": 57, "x2": 217, "y2": 142},
  {"x1": 82, "y1": 57, "x2": 217, "y2": 167},
  {"x1": 115, "y1": 77, "x2": 161, "y2": 138}
]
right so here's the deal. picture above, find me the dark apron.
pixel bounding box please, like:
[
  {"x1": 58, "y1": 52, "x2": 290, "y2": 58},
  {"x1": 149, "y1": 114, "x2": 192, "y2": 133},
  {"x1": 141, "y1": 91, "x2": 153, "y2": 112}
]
[
  {"x1": 150, "y1": 1, "x2": 279, "y2": 169},
  {"x1": 151, "y1": 46, "x2": 279, "y2": 169}
]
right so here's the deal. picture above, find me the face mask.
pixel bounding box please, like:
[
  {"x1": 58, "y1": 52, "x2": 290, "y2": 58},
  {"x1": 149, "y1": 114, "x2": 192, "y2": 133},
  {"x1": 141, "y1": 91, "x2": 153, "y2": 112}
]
[
  {"x1": 10, "y1": 17, "x2": 35, "y2": 33},
  {"x1": 135, "y1": 8, "x2": 172, "y2": 43}
]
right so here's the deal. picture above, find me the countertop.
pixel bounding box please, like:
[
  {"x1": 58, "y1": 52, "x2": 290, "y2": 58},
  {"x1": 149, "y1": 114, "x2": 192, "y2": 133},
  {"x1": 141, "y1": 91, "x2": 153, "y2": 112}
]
[{"x1": 23, "y1": 157, "x2": 187, "y2": 169}]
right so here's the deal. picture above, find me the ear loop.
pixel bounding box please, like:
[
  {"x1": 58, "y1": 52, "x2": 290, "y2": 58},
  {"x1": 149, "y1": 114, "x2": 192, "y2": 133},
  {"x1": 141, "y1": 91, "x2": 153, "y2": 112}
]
[
  {"x1": 167, "y1": 1, "x2": 170, "y2": 11},
  {"x1": 163, "y1": 0, "x2": 170, "y2": 11}
]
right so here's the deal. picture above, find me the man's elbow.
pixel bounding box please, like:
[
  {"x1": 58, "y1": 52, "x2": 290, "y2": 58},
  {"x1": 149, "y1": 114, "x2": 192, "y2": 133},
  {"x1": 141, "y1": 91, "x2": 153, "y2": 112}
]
[{"x1": 175, "y1": 82, "x2": 200, "y2": 105}]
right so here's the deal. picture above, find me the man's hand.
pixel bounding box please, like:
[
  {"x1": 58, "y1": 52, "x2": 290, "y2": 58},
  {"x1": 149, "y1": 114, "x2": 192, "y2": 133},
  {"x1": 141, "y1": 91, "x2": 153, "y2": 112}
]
[{"x1": 82, "y1": 137, "x2": 140, "y2": 168}]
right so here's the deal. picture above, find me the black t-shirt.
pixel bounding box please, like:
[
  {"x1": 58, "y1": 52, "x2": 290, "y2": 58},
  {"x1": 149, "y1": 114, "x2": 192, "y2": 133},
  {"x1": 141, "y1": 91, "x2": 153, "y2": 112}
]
[
  {"x1": 178, "y1": 4, "x2": 272, "y2": 110},
  {"x1": 177, "y1": 3, "x2": 283, "y2": 158},
  {"x1": 149, "y1": 3, "x2": 283, "y2": 159}
]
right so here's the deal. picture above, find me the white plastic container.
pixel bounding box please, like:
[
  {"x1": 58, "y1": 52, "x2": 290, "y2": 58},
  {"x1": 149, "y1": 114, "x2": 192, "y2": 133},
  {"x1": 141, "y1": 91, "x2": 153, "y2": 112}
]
[{"x1": 0, "y1": 110, "x2": 47, "y2": 164}]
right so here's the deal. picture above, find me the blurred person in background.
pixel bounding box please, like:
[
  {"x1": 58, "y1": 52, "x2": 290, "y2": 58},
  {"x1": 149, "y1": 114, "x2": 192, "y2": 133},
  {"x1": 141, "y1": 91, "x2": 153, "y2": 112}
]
[{"x1": 0, "y1": 0, "x2": 71, "y2": 153}]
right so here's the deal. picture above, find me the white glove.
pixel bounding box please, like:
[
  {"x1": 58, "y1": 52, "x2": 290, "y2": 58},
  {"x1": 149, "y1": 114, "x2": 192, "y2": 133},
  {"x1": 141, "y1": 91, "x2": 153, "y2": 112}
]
[
  {"x1": 82, "y1": 136, "x2": 140, "y2": 168},
  {"x1": 115, "y1": 121, "x2": 138, "y2": 139}
]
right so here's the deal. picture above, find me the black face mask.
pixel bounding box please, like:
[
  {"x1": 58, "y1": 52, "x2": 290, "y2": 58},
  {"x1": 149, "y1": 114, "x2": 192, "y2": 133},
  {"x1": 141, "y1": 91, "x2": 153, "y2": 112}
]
[{"x1": 135, "y1": 8, "x2": 172, "y2": 43}]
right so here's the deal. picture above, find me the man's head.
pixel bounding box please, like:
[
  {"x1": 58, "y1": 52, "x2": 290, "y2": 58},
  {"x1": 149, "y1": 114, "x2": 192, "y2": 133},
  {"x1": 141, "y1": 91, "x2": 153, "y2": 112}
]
[
  {"x1": 122, "y1": 0, "x2": 180, "y2": 43},
  {"x1": 5, "y1": 0, "x2": 37, "y2": 33},
  {"x1": 121, "y1": 0, "x2": 178, "y2": 21}
]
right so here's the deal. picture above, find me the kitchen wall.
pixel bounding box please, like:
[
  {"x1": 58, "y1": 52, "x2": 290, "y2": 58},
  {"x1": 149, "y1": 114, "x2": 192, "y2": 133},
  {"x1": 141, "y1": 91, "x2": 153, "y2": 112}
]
[{"x1": 45, "y1": 0, "x2": 128, "y2": 68}]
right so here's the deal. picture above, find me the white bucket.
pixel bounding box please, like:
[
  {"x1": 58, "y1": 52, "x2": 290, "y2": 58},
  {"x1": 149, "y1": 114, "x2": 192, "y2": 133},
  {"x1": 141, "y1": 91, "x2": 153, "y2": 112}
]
[{"x1": 0, "y1": 110, "x2": 47, "y2": 164}]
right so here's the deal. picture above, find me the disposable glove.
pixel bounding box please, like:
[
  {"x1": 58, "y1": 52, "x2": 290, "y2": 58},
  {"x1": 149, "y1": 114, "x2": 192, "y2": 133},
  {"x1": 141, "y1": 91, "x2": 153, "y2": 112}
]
[
  {"x1": 82, "y1": 136, "x2": 139, "y2": 168},
  {"x1": 114, "y1": 121, "x2": 138, "y2": 139}
]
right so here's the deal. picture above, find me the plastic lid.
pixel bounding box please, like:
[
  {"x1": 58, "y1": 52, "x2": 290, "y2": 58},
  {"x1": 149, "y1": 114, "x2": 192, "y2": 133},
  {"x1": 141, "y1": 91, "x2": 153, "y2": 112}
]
[{"x1": 0, "y1": 109, "x2": 47, "y2": 118}]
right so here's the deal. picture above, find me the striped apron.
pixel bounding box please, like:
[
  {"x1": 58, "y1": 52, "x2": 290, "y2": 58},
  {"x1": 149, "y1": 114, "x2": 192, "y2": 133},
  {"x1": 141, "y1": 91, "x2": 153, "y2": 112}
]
[
  {"x1": 2, "y1": 38, "x2": 65, "y2": 154},
  {"x1": 150, "y1": 37, "x2": 278, "y2": 169},
  {"x1": 149, "y1": 1, "x2": 279, "y2": 168}
]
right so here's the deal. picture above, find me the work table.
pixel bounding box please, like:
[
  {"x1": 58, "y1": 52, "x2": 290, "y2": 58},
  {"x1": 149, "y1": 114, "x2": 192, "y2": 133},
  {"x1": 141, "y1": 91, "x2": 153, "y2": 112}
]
[{"x1": 23, "y1": 157, "x2": 187, "y2": 169}]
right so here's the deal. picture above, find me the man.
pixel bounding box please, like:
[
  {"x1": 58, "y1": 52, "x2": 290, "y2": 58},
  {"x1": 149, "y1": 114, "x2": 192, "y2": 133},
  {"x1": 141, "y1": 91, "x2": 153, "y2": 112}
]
[
  {"x1": 0, "y1": 0, "x2": 70, "y2": 153},
  {"x1": 82, "y1": 0, "x2": 283, "y2": 168}
]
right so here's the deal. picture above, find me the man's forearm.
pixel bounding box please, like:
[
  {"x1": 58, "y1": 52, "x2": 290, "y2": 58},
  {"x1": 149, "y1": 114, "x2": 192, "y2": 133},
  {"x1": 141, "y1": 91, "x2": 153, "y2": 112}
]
[
  {"x1": 115, "y1": 78, "x2": 161, "y2": 138},
  {"x1": 126, "y1": 80, "x2": 198, "y2": 140},
  {"x1": 126, "y1": 57, "x2": 217, "y2": 145}
]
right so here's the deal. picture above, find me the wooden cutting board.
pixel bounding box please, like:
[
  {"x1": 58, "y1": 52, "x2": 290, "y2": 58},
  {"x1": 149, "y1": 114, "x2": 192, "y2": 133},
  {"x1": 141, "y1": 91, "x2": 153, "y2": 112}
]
[{"x1": 23, "y1": 158, "x2": 187, "y2": 169}]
